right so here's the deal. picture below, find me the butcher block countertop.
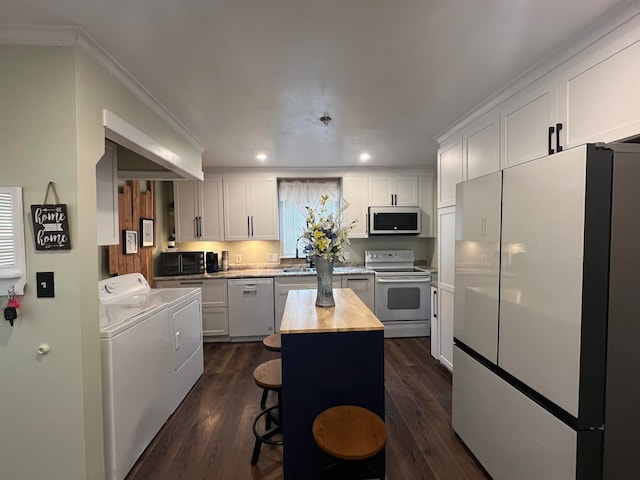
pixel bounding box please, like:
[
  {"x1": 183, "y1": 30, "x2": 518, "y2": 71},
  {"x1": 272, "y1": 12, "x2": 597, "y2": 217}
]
[{"x1": 280, "y1": 288, "x2": 384, "y2": 334}]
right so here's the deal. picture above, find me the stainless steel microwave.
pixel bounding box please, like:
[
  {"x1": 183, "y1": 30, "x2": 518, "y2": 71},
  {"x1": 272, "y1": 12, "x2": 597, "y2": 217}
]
[
  {"x1": 158, "y1": 251, "x2": 205, "y2": 276},
  {"x1": 368, "y1": 206, "x2": 422, "y2": 235}
]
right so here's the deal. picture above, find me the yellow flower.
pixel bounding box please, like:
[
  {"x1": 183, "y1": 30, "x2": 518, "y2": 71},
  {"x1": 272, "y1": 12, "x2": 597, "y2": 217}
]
[{"x1": 300, "y1": 194, "x2": 357, "y2": 261}]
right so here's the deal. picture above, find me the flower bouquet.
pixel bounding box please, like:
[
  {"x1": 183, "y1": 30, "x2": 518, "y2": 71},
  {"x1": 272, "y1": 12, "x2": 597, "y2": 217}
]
[{"x1": 300, "y1": 194, "x2": 356, "y2": 306}]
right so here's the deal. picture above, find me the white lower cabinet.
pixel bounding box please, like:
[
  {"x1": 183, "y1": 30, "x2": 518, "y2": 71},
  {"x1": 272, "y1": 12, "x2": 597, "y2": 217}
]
[
  {"x1": 202, "y1": 307, "x2": 229, "y2": 337},
  {"x1": 341, "y1": 274, "x2": 374, "y2": 311},
  {"x1": 453, "y1": 346, "x2": 579, "y2": 480},
  {"x1": 438, "y1": 287, "x2": 454, "y2": 371},
  {"x1": 157, "y1": 273, "x2": 372, "y2": 339},
  {"x1": 437, "y1": 205, "x2": 456, "y2": 370},
  {"x1": 430, "y1": 285, "x2": 438, "y2": 360},
  {"x1": 155, "y1": 279, "x2": 229, "y2": 338}
]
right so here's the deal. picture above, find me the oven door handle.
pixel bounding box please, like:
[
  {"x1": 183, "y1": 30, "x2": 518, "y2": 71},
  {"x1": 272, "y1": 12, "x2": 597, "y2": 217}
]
[{"x1": 376, "y1": 278, "x2": 431, "y2": 283}]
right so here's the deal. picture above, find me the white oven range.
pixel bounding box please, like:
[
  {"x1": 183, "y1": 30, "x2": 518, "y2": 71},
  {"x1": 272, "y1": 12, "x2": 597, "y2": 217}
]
[{"x1": 365, "y1": 250, "x2": 431, "y2": 338}]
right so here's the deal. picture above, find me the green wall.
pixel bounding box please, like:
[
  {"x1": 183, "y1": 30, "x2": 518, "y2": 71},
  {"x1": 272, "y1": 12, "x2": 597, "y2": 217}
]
[{"x1": 0, "y1": 43, "x2": 203, "y2": 480}]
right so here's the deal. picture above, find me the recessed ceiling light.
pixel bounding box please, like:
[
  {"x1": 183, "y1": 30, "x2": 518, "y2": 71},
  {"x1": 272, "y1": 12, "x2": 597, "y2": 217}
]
[
  {"x1": 359, "y1": 153, "x2": 371, "y2": 162},
  {"x1": 256, "y1": 153, "x2": 267, "y2": 161}
]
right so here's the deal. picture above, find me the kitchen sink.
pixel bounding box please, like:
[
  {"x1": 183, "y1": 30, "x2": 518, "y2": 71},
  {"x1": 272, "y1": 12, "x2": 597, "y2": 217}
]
[{"x1": 281, "y1": 267, "x2": 315, "y2": 272}]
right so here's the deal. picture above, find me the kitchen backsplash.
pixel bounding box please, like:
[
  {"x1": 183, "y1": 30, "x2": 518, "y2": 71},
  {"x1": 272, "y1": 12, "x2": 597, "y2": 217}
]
[{"x1": 172, "y1": 237, "x2": 435, "y2": 267}]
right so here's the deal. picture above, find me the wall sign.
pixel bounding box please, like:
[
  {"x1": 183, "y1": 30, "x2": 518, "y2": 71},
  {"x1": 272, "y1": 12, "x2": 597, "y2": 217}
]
[{"x1": 31, "y1": 182, "x2": 71, "y2": 250}]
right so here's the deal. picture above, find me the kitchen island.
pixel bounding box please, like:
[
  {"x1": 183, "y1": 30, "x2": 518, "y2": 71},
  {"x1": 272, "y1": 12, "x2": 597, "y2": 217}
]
[{"x1": 280, "y1": 288, "x2": 385, "y2": 479}]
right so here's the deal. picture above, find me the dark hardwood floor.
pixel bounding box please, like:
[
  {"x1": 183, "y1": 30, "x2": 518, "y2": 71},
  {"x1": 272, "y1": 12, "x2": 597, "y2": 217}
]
[{"x1": 126, "y1": 338, "x2": 489, "y2": 480}]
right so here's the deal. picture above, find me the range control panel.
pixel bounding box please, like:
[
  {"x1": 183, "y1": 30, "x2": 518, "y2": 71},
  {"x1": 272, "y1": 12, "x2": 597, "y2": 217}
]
[{"x1": 365, "y1": 250, "x2": 415, "y2": 264}]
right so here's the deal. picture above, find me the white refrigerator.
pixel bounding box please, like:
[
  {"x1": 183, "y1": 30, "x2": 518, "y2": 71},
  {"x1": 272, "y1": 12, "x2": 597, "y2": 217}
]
[{"x1": 452, "y1": 143, "x2": 640, "y2": 479}]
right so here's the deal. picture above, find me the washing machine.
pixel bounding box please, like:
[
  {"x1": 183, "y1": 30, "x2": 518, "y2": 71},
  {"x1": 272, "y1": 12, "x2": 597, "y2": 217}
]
[{"x1": 98, "y1": 273, "x2": 203, "y2": 480}]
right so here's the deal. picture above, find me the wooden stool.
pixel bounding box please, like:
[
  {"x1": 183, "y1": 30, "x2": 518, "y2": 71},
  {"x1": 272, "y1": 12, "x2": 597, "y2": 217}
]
[
  {"x1": 259, "y1": 334, "x2": 282, "y2": 409},
  {"x1": 312, "y1": 405, "x2": 386, "y2": 479},
  {"x1": 251, "y1": 358, "x2": 283, "y2": 465},
  {"x1": 262, "y1": 333, "x2": 282, "y2": 352}
]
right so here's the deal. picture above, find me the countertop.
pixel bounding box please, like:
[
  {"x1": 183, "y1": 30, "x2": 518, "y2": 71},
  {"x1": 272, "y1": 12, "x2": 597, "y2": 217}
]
[
  {"x1": 154, "y1": 264, "x2": 437, "y2": 282},
  {"x1": 154, "y1": 265, "x2": 372, "y2": 282},
  {"x1": 280, "y1": 288, "x2": 384, "y2": 334}
]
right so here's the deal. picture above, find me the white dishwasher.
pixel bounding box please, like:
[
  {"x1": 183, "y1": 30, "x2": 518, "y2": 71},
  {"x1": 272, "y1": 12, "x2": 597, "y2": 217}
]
[{"x1": 228, "y1": 278, "x2": 275, "y2": 338}]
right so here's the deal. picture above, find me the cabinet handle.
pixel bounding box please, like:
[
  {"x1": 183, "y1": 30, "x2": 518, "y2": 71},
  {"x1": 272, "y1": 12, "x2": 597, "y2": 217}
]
[
  {"x1": 247, "y1": 216, "x2": 251, "y2": 237},
  {"x1": 548, "y1": 125, "x2": 555, "y2": 155},
  {"x1": 180, "y1": 281, "x2": 204, "y2": 285},
  {"x1": 194, "y1": 217, "x2": 198, "y2": 237},
  {"x1": 433, "y1": 289, "x2": 438, "y2": 318},
  {"x1": 251, "y1": 215, "x2": 254, "y2": 237},
  {"x1": 556, "y1": 123, "x2": 563, "y2": 153},
  {"x1": 197, "y1": 216, "x2": 202, "y2": 237}
]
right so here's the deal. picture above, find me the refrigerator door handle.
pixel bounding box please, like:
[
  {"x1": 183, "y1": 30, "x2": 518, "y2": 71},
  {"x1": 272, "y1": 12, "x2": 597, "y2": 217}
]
[
  {"x1": 556, "y1": 123, "x2": 563, "y2": 153},
  {"x1": 432, "y1": 289, "x2": 437, "y2": 318}
]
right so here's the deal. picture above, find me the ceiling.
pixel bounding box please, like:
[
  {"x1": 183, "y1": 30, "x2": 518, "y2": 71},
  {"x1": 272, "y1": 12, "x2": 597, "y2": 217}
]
[{"x1": 1, "y1": 0, "x2": 624, "y2": 169}]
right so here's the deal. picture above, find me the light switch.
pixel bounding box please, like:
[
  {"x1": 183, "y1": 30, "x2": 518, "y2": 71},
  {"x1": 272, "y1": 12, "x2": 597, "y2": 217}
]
[{"x1": 36, "y1": 272, "x2": 55, "y2": 298}]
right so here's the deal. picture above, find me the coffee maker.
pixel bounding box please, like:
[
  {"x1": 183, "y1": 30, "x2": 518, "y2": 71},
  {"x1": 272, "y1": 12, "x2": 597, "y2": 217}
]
[{"x1": 206, "y1": 252, "x2": 219, "y2": 273}]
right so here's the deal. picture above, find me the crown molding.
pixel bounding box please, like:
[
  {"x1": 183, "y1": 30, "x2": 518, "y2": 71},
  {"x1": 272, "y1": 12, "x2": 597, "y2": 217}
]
[
  {"x1": 434, "y1": 0, "x2": 640, "y2": 144},
  {"x1": 0, "y1": 23, "x2": 206, "y2": 154}
]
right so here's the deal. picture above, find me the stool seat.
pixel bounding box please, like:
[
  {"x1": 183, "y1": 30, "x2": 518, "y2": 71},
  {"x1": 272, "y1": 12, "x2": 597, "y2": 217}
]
[
  {"x1": 251, "y1": 358, "x2": 284, "y2": 465},
  {"x1": 313, "y1": 405, "x2": 387, "y2": 461},
  {"x1": 253, "y1": 358, "x2": 282, "y2": 390},
  {"x1": 262, "y1": 333, "x2": 282, "y2": 352}
]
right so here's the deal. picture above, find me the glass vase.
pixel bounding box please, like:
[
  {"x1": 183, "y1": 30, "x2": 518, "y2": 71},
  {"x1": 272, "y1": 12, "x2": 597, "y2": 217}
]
[{"x1": 314, "y1": 255, "x2": 335, "y2": 307}]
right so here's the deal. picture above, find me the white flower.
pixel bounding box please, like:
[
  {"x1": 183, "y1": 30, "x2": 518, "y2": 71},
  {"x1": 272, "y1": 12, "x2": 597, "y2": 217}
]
[{"x1": 300, "y1": 194, "x2": 357, "y2": 262}]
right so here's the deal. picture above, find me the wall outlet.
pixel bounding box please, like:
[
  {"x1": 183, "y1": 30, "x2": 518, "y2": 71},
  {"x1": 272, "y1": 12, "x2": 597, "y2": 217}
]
[
  {"x1": 235, "y1": 254, "x2": 242, "y2": 263},
  {"x1": 343, "y1": 251, "x2": 350, "y2": 260},
  {"x1": 267, "y1": 253, "x2": 279, "y2": 263}
]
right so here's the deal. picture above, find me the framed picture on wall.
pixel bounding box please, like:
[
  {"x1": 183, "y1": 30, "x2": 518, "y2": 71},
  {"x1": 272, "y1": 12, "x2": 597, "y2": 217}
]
[
  {"x1": 140, "y1": 218, "x2": 154, "y2": 247},
  {"x1": 123, "y1": 230, "x2": 139, "y2": 254}
]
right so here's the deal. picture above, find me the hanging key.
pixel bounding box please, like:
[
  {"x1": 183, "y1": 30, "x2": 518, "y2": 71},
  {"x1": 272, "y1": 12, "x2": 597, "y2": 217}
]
[{"x1": 4, "y1": 306, "x2": 17, "y2": 326}]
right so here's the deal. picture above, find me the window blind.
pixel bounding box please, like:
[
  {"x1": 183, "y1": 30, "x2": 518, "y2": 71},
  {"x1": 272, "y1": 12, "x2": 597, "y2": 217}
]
[
  {"x1": 0, "y1": 187, "x2": 26, "y2": 295},
  {"x1": 0, "y1": 192, "x2": 16, "y2": 268}
]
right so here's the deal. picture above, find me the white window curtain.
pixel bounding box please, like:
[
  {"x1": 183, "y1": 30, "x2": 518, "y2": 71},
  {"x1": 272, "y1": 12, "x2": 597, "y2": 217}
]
[
  {"x1": 278, "y1": 180, "x2": 340, "y2": 214},
  {"x1": 278, "y1": 180, "x2": 340, "y2": 258}
]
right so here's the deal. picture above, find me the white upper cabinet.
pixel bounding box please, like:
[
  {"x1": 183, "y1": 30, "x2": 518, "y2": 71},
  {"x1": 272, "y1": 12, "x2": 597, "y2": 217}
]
[
  {"x1": 174, "y1": 177, "x2": 224, "y2": 242},
  {"x1": 368, "y1": 176, "x2": 419, "y2": 206},
  {"x1": 500, "y1": 77, "x2": 558, "y2": 169},
  {"x1": 97, "y1": 140, "x2": 119, "y2": 246},
  {"x1": 223, "y1": 176, "x2": 278, "y2": 241},
  {"x1": 418, "y1": 174, "x2": 435, "y2": 237},
  {"x1": 342, "y1": 176, "x2": 368, "y2": 238},
  {"x1": 200, "y1": 178, "x2": 225, "y2": 240},
  {"x1": 463, "y1": 110, "x2": 500, "y2": 180},
  {"x1": 437, "y1": 134, "x2": 463, "y2": 208},
  {"x1": 558, "y1": 28, "x2": 640, "y2": 149}
]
